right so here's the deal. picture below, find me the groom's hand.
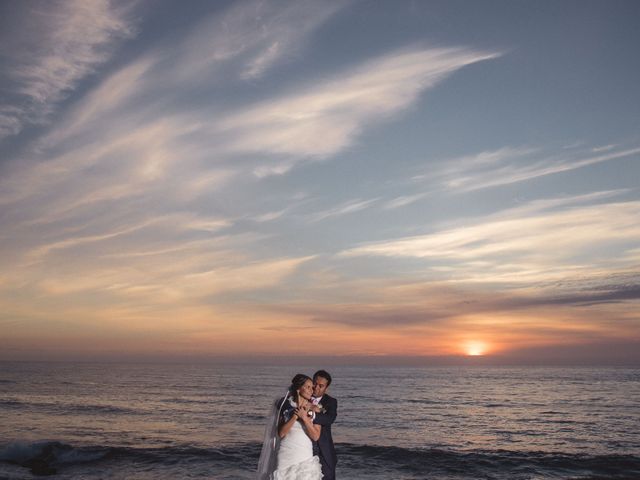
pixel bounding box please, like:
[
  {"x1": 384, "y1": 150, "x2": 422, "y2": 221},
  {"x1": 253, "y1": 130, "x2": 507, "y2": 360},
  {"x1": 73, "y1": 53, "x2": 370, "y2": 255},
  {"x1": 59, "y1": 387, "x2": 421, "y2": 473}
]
[{"x1": 295, "y1": 405, "x2": 311, "y2": 420}]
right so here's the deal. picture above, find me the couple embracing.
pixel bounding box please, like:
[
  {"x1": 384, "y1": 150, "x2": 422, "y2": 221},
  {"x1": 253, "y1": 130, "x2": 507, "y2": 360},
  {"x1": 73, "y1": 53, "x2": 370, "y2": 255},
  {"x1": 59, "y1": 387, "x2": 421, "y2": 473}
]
[{"x1": 257, "y1": 370, "x2": 337, "y2": 480}]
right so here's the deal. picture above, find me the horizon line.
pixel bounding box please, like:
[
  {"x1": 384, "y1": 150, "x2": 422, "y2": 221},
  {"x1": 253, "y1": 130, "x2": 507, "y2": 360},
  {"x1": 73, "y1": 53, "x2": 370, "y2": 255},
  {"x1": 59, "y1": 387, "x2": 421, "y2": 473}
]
[{"x1": 2, "y1": 353, "x2": 638, "y2": 367}]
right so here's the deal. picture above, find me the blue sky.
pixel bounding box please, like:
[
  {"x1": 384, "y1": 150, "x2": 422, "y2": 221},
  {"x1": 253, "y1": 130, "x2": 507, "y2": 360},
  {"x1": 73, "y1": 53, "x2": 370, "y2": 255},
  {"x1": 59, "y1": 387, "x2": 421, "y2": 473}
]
[{"x1": 1, "y1": 0, "x2": 639, "y2": 362}]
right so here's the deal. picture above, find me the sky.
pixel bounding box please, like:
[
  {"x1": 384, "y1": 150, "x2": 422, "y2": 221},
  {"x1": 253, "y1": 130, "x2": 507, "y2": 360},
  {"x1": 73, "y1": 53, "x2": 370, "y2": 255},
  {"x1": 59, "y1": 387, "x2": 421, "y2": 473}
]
[{"x1": 1, "y1": 0, "x2": 639, "y2": 364}]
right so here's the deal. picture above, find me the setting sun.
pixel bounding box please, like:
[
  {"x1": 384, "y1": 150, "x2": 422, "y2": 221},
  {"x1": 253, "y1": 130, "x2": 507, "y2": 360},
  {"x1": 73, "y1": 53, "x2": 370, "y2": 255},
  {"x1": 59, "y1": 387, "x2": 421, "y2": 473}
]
[{"x1": 465, "y1": 341, "x2": 487, "y2": 356}]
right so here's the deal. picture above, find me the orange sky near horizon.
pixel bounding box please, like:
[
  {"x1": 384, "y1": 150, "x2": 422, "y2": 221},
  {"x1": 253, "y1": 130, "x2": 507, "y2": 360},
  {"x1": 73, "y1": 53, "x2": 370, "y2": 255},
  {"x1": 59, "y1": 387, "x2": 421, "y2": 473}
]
[{"x1": 2, "y1": 288, "x2": 637, "y2": 362}]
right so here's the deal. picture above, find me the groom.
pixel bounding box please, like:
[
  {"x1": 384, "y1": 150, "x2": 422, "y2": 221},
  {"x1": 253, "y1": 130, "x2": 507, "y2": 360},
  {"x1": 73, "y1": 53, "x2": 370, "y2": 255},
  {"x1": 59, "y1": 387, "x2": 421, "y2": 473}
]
[{"x1": 311, "y1": 369, "x2": 337, "y2": 480}]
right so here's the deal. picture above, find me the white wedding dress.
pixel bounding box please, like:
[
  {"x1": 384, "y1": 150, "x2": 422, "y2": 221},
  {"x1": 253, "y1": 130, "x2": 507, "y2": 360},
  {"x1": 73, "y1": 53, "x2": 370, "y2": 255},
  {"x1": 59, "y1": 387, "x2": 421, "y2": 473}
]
[{"x1": 273, "y1": 420, "x2": 323, "y2": 480}]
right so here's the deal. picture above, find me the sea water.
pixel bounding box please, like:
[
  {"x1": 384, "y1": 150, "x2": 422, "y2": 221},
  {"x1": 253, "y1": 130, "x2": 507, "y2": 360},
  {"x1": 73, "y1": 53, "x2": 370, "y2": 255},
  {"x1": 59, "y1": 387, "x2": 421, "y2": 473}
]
[{"x1": 1, "y1": 362, "x2": 639, "y2": 479}]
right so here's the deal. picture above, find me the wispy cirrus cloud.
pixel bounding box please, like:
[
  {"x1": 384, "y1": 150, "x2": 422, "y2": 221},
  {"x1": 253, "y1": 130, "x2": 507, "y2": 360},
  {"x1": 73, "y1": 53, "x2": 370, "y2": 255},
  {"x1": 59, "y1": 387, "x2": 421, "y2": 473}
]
[
  {"x1": 27, "y1": 0, "x2": 349, "y2": 151},
  {"x1": 216, "y1": 46, "x2": 501, "y2": 164},
  {"x1": 2, "y1": 4, "x2": 494, "y2": 330},
  {"x1": 0, "y1": 116, "x2": 222, "y2": 221},
  {"x1": 26, "y1": 213, "x2": 231, "y2": 261},
  {"x1": 41, "y1": 55, "x2": 157, "y2": 147},
  {"x1": 1, "y1": 200, "x2": 309, "y2": 301},
  {"x1": 0, "y1": 0, "x2": 136, "y2": 139},
  {"x1": 2, "y1": 41, "x2": 502, "y2": 237},
  {"x1": 2, "y1": 0, "x2": 639, "y2": 362},
  {"x1": 425, "y1": 145, "x2": 640, "y2": 193},
  {"x1": 178, "y1": 0, "x2": 349, "y2": 82},
  {"x1": 0, "y1": 0, "x2": 355, "y2": 215},
  {"x1": 383, "y1": 192, "x2": 430, "y2": 210},
  {"x1": 343, "y1": 193, "x2": 640, "y2": 284},
  {"x1": 307, "y1": 198, "x2": 379, "y2": 222},
  {"x1": 373, "y1": 143, "x2": 639, "y2": 214}
]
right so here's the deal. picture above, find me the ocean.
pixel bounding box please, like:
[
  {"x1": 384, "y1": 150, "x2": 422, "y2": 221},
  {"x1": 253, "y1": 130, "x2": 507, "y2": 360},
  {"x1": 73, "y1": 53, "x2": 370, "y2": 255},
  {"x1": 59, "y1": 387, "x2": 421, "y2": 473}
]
[{"x1": 0, "y1": 362, "x2": 639, "y2": 479}]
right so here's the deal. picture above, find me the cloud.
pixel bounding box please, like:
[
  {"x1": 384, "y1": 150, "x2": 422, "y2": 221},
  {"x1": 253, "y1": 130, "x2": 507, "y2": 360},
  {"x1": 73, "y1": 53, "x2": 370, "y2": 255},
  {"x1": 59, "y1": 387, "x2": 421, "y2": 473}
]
[
  {"x1": 0, "y1": 0, "x2": 136, "y2": 140},
  {"x1": 252, "y1": 209, "x2": 289, "y2": 223},
  {"x1": 256, "y1": 274, "x2": 640, "y2": 332},
  {"x1": 343, "y1": 194, "x2": 640, "y2": 283},
  {"x1": 0, "y1": 1, "x2": 360, "y2": 328},
  {"x1": 36, "y1": 253, "x2": 311, "y2": 303},
  {"x1": 180, "y1": 255, "x2": 314, "y2": 297},
  {"x1": 12, "y1": 2, "x2": 636, "y2": 361},
  {"x1": 7, "y1": 0, "x2": 347, "y2": 149},
  {"x1": 1, "y1": 15, "x2": 501, "y2": 237},
  {"x1": 238, "y1": 0, "x2": 348, "y2": 80},
  {"x1": 429, "y1": 145, "x2": 640, "y2": 193},
  {"x1": 3, "y1": 41, "x2": 502, "y2": 247},
  {"x1": 0, "y1": 106, "x2": 23, "y2": 139},
  {"x1": 308, "y1": 198, "x2": 379, "y2": 222},
  {"x1": 41, "y1": 55, "x2": 157, "y2": 147},
  {"x1": 27, "y1": 213, "x2": 231, "y2": 261},
  {"x1": 510, "y1": 276, "x2": 640, "y2": 308},
  {"x1": 0, "y1": 116, "x2": 221, "y2": 221},
  {"x1": 0, "y1": 0, "x2": 353, "y2": 210},
  {"x1": 216, "y1": 46, "x2": 501, "y2": 161},
  {"x1": 273, "y1": 303, "x2": 456, "y2": 328},
  {"x1": 1, "y1": 202, "x2": 306, "y2": 303},
  {"x1": 384, "y1": 144, "x2": 638, "y2": 214},
  {"x1": 178, "y1": 0, "x2": 348, "y2": 81},
  {"x1": 383, "y1": 192, "x2": 430, "y2": 210}
]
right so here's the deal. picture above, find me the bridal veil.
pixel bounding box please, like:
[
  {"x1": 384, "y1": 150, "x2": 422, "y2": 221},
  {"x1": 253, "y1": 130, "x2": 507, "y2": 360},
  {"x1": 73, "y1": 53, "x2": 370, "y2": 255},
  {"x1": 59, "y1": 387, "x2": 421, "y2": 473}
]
[{"x1": 257, "y1": 394, "x2": 288, "y2": 480}]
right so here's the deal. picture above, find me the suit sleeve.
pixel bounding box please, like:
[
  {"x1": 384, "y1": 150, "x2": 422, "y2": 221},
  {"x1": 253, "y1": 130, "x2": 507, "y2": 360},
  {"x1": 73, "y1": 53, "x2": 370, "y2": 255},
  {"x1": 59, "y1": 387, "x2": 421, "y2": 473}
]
[{"x1": 313, "y1": 396, "x2": 337, "y2": 427}]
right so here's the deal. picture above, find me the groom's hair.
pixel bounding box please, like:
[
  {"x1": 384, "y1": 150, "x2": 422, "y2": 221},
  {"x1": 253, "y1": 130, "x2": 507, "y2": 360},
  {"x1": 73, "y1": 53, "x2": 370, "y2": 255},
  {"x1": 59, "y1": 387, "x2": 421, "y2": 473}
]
[{"x1": 313, "y1": 370, "x2": 332, "y2": 386}]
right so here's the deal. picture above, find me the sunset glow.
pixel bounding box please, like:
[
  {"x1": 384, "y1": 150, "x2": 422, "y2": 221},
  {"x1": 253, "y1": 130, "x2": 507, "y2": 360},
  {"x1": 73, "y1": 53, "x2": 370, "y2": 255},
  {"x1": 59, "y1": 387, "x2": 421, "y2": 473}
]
[
  {"x1": 465, "y1": 342, "x2": 488, "y2": 357},
  {"x1": 0, "y1": 1, "x2": 639, "y2": 365}
]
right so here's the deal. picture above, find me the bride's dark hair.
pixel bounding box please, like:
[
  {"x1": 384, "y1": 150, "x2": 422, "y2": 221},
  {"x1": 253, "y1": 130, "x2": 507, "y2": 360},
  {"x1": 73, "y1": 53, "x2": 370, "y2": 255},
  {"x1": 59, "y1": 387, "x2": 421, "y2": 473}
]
[{"x1": 289, "y1": 373, "x2": 312, "y2": 402}]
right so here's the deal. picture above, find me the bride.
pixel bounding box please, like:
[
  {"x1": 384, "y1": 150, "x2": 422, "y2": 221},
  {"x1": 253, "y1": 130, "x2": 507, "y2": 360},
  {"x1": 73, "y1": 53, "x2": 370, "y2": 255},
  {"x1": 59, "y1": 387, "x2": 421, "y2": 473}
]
[{"x1": 257, "y1": 374, "x2": 323, "y2": 480}]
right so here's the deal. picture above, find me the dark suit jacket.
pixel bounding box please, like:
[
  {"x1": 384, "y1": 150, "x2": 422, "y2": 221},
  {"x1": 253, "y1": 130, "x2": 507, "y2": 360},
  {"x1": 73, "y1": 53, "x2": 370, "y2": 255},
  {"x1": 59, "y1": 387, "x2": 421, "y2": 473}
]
[{"x1": 313, "y1": 393, "x2": 337, "y2": 468}]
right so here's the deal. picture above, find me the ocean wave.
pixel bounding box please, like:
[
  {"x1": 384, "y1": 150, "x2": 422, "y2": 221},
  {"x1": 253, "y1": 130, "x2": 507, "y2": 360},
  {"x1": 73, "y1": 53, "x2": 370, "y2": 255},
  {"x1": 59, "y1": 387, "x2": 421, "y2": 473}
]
[
  {"x1": 0, "y1": 399, "x2": 143, "y2": 415},
  {"x1": 0, "y1": 440, "x2": 260, "y2": 476},
  {"x1": 337, "y1": 443, "x2": 640, "y2": 477},
  {"x1": 2, "y1": 440, "x2": 639, "y2": 478},
  {"x1": 159, "y1": 397, "x2": 213, "y2": 405},
  {"x1": 61, "y1": 403, "x2": 142, "y2": 415},
  {"x1": 0, "y1": 441, "x2": 110, "y2": 476}
]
